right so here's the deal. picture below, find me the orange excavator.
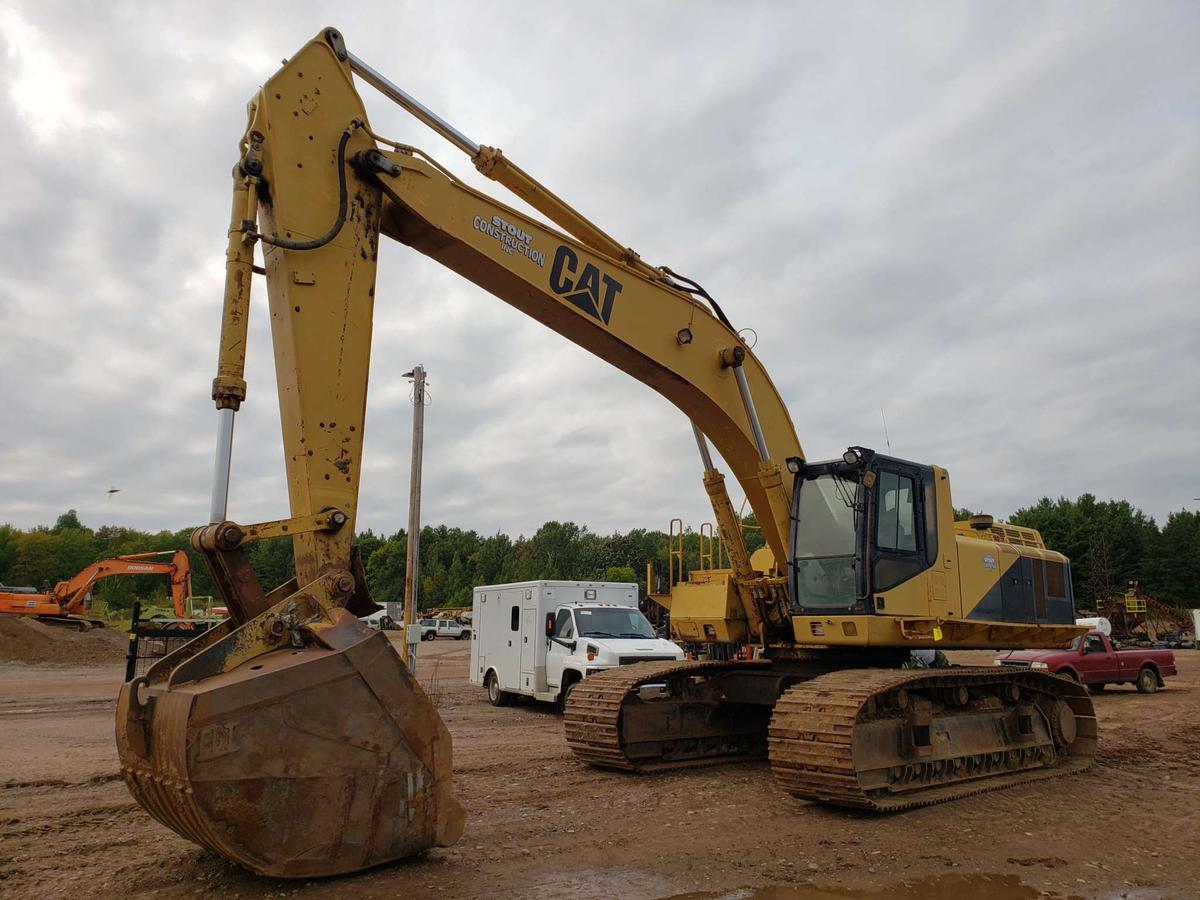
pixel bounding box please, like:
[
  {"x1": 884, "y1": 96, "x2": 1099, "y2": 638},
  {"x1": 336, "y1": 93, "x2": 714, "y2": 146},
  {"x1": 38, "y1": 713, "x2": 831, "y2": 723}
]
[{"x1": 0, "y1": 550, "x2": 193, "y2": 630}]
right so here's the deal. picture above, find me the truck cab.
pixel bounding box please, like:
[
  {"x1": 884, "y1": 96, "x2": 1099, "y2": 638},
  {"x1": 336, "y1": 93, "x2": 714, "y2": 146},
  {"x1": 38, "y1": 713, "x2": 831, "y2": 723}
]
[{"x1": 544, "y1": 603, "x2": 684, "y2": 706}]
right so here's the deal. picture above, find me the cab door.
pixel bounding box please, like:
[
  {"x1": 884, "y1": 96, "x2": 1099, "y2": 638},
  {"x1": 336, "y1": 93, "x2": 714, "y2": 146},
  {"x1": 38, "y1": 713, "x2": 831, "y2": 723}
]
[
  {"x1": 873, "y1": 465, "x2": 936, "y2": 614},
  {"x1": 1080, "y1": 633, "x2": 1118, "y2": 682}
]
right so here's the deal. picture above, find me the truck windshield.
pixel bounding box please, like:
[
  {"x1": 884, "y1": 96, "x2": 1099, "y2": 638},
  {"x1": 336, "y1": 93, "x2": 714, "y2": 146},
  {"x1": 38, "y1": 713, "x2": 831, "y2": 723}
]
[
  {"x1": 792, "y1": 472, "x2": 862, "y2": 609},
  {"x1": 574, "y1": 607, "x2": 655, "y2": 639}
]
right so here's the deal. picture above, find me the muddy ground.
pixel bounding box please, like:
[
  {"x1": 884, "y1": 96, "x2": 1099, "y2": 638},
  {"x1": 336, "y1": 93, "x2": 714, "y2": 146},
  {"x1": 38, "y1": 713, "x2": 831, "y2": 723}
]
[{"x1": 1, "y1": 632, "x2": 1196, "y2": 899}]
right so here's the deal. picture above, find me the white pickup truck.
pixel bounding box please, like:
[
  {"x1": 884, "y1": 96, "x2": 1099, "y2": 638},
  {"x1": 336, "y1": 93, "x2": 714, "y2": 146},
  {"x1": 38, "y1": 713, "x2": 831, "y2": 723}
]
[{"x1": 418, "y1": 617, "x2": 471, "y2": 641}]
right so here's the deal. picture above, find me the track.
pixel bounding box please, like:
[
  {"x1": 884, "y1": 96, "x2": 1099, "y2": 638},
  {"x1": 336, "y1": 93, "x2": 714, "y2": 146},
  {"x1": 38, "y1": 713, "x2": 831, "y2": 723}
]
[
  {"x1": 563, "y1": 659, "x2": 772, "y2": 772},
  {"x1": 768, "y1": 666, "x2": 1096, "y2": 811},
  {"x1": 566, "y1": 661, "x2": 1096, "y2": 812}
]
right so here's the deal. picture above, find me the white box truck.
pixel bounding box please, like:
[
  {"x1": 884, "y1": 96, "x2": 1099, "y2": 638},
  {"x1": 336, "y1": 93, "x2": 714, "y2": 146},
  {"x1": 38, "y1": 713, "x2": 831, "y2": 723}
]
[{"x1": 470, "y1": 580, "x2": 684, "y2": 709}]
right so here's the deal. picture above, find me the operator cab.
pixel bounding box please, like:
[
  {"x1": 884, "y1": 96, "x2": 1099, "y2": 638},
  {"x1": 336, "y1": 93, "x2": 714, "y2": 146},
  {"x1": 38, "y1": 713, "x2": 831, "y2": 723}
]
[{"x1": 785, "y1": 447, "x2": 937, "y2": 616}]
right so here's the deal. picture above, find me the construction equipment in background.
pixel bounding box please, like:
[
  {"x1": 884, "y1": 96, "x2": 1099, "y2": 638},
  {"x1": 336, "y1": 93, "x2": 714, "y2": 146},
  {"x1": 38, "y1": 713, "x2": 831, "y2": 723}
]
[
  {"x1": 1, "y1": 550, "x2": 193, "y2": 631},
  {"x1": 117, "y1": 28, "x2": 1093, "y2": 879},
  {"x1": 1096, "y1": 581, "x2": 1192, "y2": 645},
  {"x1": 426, "y1": 606, "x2": 472, "y2": 624}
]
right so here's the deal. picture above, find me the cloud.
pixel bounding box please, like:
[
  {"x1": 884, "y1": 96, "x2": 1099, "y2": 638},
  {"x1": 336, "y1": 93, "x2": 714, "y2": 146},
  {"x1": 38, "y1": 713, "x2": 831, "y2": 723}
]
[{"x1": 0, "y1": 0, "x2": 1197, "y2": 545}]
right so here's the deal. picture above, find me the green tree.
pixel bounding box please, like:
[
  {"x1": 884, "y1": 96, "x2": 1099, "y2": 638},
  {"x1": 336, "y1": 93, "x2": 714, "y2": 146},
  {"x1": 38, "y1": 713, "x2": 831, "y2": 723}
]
[
  {"x1": 247, "y1": 536, "x2": 294, "y2": 590},
  {"x1": 1152, "y1": 510, "x2": 1200, "y2": 609},
  {"x1": 0, "y1": 524, "x2": 18, "y2": 584},
  {"x1": 357, "y1": 530, "x2": 384, "y2": 572},
  {"x1": 366, "y1": 533, "x2": 407, "y2": 602},
  {"x1": 1011, "y1": 494, "x2": 1160, "y2": 609},
  {"x1": 603, "y1": 565, "x2": 637, "y2": 583},
  {"x1": 52, "y1": 510, "x2": 85, "y2": 533},
  {"x1": 12, "y1": 531, "x2": 59, "y2": 588}
]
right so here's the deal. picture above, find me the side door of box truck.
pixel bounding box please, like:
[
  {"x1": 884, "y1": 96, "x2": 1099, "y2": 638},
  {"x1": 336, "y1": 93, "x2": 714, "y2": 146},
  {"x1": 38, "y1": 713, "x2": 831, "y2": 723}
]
[
  {"x1": 470, "y1": 590, "x2": 483, "y2": 685},
  {"x1": 497, "y1": 588, "x2": 523, "y2": 692}
]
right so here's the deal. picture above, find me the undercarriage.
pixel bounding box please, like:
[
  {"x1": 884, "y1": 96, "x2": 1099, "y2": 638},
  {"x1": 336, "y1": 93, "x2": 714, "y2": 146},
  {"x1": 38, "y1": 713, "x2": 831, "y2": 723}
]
[{"x1": 564, "y1": 658, "x2": 1096, "y2": 810}]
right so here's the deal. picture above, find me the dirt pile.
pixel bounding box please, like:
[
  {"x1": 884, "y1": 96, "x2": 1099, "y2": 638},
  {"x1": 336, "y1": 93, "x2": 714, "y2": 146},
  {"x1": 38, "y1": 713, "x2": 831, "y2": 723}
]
[{"x1": 0, "y1": 616, "x2": 127, "y2": 666}]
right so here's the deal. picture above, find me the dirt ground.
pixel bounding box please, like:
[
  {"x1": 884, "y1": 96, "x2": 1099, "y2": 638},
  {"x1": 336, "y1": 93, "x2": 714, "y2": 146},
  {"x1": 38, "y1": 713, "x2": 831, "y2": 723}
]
[
  {"x1": 0, "y1": 615, "x2": 127, "y2": 666},
  {"x1": 1, "y1": 633, "x2": 1196, "y2": 899}
]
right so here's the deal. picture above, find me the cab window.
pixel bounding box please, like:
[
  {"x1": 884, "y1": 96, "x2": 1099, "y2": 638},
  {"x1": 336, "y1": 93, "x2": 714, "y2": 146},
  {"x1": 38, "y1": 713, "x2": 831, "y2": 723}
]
[
  {"x1": 877, "y1": 472, "x2": 916, "y2": 552},
  {"x1": 1084, "y1": 635, "x2": 1106, "y2": 654},
  {"x1": 553, "y1": 609, "x2": 574, "y2": 639}
]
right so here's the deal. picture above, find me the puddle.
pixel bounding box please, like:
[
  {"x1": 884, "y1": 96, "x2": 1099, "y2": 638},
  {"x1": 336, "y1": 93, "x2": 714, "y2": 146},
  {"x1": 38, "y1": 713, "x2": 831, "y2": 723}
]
[
  {"x1": 666, "y1": 873, "x2": 1045, "y2": 900},
  {"x1": 525, "y1": 868, "x2": 685, "y2": 900}
]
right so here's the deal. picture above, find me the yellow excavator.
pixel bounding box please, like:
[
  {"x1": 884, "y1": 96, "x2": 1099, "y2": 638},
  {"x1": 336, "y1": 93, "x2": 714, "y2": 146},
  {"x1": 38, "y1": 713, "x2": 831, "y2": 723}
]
[{"x1": 116, "y1": 28, "x2": 1095, "y2": 878}]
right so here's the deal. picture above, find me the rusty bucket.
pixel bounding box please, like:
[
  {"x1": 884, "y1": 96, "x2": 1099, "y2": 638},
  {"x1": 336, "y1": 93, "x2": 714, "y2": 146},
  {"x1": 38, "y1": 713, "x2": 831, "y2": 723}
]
[{"x1": 116, "y1": 602, "x2": 464, "y2": 878}]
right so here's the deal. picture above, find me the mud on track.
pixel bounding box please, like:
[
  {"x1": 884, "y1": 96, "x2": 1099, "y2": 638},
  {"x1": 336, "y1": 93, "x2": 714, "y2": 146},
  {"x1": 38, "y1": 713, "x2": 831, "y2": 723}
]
[{"x1": 1, "y1": 641, "x2": 1196, "y2": 898}]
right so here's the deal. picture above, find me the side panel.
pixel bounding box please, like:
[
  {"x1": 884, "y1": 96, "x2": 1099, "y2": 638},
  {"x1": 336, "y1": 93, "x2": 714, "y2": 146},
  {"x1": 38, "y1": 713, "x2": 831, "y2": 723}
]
[
  {"x1": 468, "y1": 588, "x2": 487, "y2": 686},
  {"x1": 520, "y1": 590, "x2": 542, "y2": 693},
  {"x1": 962, "y1": 542, "x2": 1075, "y2": 627},
  {"x1": 932, "y1": 467, "x2": 964, "y2": 619},
  {"x1": 1001, "y1": 557, "x2": 1035, "y2": 623},
  {"x1": 469, "y1": 589, "x2": 483, "y2": 685}
]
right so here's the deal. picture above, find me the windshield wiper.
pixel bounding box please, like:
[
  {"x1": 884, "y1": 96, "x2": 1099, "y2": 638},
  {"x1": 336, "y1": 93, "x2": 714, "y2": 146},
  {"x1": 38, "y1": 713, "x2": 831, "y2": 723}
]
[
  {"x1": 831, "y1": 473, "x2": 857, "y2": 510},
  {"x1": 583, "y1": 631, "x2": 619, "y2": 638},
  {"x1": 619, "y1": 632, "x2": 651, "y2": 638}
]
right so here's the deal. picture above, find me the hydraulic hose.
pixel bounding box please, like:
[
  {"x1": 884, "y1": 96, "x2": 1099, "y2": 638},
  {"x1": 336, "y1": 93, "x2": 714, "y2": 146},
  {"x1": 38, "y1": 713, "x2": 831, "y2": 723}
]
[
  {"x1": 661, "y1": 266, "x2": 735, "y2": 332},
  {"x1": 253, "y1": 125, "x2": 354, "y2": 251}
]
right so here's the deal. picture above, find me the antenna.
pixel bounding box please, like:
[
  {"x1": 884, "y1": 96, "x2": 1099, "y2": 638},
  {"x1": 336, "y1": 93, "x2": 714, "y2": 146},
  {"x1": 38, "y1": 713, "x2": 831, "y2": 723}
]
[{"x1": 880, "y1": 407, "x2": 892, "y2": 453}]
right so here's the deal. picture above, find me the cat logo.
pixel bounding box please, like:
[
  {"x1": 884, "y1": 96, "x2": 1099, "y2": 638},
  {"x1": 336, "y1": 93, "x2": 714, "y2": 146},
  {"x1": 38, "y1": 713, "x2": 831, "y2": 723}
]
[
  {"x1": 195, "y1": 723, "x2": 239, "y2": 761},
  {"x1": 548, "y1": 245, "x2": 622, "y2": 325}
]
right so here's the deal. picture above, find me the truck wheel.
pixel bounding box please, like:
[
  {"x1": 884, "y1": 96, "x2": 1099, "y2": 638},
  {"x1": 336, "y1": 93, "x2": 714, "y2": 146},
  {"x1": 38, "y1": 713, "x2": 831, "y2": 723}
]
[
  {"x1": 487, "y1": 672, "x2": 511, "y2": 707},
  {"x1": 423, "y1": 631, "x2": 436, "y2": 641},
  {"x1": 557, "y1": 678, "x2": 580, "y2": 715},
  {"x1": 1057, "y1": 669, "x2": 1078, "y2": 683},
  {"x1": 1136, "y1": 667, "x2": 1158, "y2": 694},
  {"x1": 456, "y1": 632, "x2": 467, "y2": 640}
]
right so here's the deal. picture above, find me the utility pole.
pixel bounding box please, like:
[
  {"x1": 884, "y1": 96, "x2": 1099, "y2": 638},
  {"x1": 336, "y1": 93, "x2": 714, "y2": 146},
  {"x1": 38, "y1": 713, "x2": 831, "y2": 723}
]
[{"x1": 402, "y1": 365, "x2": 426, "y2": 673}]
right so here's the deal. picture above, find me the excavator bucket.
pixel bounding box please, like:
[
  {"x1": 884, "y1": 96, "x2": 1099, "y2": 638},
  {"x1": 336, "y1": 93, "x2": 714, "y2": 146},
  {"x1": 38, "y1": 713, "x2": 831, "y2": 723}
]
[{"x1": 116, "y1": 587, "x2": 464, "y2": 878}]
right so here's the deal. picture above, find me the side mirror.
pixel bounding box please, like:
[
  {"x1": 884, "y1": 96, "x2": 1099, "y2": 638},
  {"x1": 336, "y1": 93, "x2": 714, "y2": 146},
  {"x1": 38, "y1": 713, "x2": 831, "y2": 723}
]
[{"x1": 545, "y1": 613, "x2": 556, "y2": 637}]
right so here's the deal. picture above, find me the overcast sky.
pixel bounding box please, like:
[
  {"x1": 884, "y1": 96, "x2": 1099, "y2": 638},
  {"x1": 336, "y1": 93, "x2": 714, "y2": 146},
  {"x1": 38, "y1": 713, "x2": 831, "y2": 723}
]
[{"x1": 0, "y1": 1, "x2": 1197, "y2": 541}]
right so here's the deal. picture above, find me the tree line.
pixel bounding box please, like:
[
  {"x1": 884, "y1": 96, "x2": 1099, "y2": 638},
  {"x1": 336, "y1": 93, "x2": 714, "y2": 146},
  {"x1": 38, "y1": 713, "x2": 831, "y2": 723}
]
[
  {"x1": 0, "y1": 511, "x2": 751, "y2": 615},
  {"x1": 0, "y1": 495, "x2": 1195, "y2": 615}
]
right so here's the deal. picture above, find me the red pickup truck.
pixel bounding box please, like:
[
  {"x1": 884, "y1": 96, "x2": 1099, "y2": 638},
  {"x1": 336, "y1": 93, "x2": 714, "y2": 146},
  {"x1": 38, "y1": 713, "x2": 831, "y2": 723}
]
[{"x1": 996, "y1": 632, "x2": 1177, "y2": 693}]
